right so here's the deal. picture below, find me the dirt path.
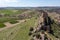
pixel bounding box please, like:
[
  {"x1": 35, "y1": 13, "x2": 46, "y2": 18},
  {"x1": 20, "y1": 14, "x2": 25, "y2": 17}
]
[{"x1": 0, "y1": 20, "x2": 25, "y2": 31}]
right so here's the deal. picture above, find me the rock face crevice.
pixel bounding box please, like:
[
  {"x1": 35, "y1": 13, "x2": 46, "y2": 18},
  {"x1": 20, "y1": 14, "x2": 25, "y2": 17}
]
[
  {"x1": 40, "y1": 11, "x2": 51, "y2": 32},
  {"x1": 29, "y1": 10, "x2": 53, "y2": 40},
  {"x1": 41, "y1": 11, "x2": 54, "y2": 34}
]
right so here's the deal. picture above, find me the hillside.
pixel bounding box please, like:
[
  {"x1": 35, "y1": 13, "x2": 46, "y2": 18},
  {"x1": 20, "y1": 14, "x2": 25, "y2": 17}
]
[{"x1": 0, "y1": 8, "x2": 60, "y2": 40}]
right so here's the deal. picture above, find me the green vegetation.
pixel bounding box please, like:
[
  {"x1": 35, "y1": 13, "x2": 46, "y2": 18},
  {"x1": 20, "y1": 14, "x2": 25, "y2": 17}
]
[
  {"x1": 0, "y1": 10, "x2": 40, "y2": 23},
  {"x1": 0, "y1": 17, "x2": 37, "y2": 40},
  {"x1": 0, "y1": 23, "x2": 5, "y2": 28},
  {"x1": 0, "y1": 17, "x2": 15, "y2": 23},
  {"x1": 13, "y1": 17, "x2": 36, "y2": 40},
  {"x1": 0, "y1": 9, "x2": 60, "y2": 40},
  {"x1": 51, "y1": 21, "x2": 60, "y2": 39},
  {"x1": 9, "y1": 20, "x2": 18, "y2": 24},
  {"x1": 0, "y1": 9, "x2": 27, "y2": 15}
]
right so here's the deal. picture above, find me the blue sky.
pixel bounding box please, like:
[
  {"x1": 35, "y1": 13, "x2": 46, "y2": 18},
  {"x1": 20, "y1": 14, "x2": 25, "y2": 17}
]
[{"x1": 0, "y1": 0, "x2": 60, "y2": 7}]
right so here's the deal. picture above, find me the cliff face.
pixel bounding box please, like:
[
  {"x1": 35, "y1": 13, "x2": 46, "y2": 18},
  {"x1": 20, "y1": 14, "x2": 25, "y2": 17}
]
[{"x1": 41, "y1": 11, "x2": 52, "y2": 32}]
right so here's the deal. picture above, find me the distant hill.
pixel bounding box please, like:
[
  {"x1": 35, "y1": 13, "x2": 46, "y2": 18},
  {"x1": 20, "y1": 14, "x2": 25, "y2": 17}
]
[{"x1": 0, "y1": 7, "x2": 60, "y2": 10}]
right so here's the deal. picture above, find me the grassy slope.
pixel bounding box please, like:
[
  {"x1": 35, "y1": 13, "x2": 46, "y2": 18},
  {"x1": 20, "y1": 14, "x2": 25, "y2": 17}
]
[
  {"x1": 0, "y1": 17, "x2": 37, "y2": 40},
  {"x1": 0, "y1": 10, "x2": 26, "y2": 23},
  {"x1": 51, "y1": 22, "x2": 60, "y2": 39},
  {"x1": 0, "y1": 10, "x2": 26, "y2": 14},
  {"x1": 48, "y1": 12, "x2": 60, "y2": 39},
  {"x1": 0, "y1": 17, "x2": 16, "y2": 23},
  {"x1": 12, "y1": 17, "x2": 37, "y2": 40}
]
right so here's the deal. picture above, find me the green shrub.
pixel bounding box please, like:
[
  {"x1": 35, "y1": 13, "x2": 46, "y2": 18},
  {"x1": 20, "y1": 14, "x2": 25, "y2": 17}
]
[
  {"x1": 9, "y1": 20, "x2": 18, "y2": 24},
  {"x1": 0, "y1": 23, "x2": 6, "y2": 28}
]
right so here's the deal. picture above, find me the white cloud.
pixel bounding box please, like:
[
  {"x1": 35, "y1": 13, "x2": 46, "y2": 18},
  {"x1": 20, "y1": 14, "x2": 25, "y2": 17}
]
[
  {"x1": 0, "y1": 0, "x2": 19, "y2": 7},
  {"x1": 5, "y1": 0, "x2": 18, "y2": 2},
  {"x1": 0, "y1": 0, "x2": 18, "y2": 3}
]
